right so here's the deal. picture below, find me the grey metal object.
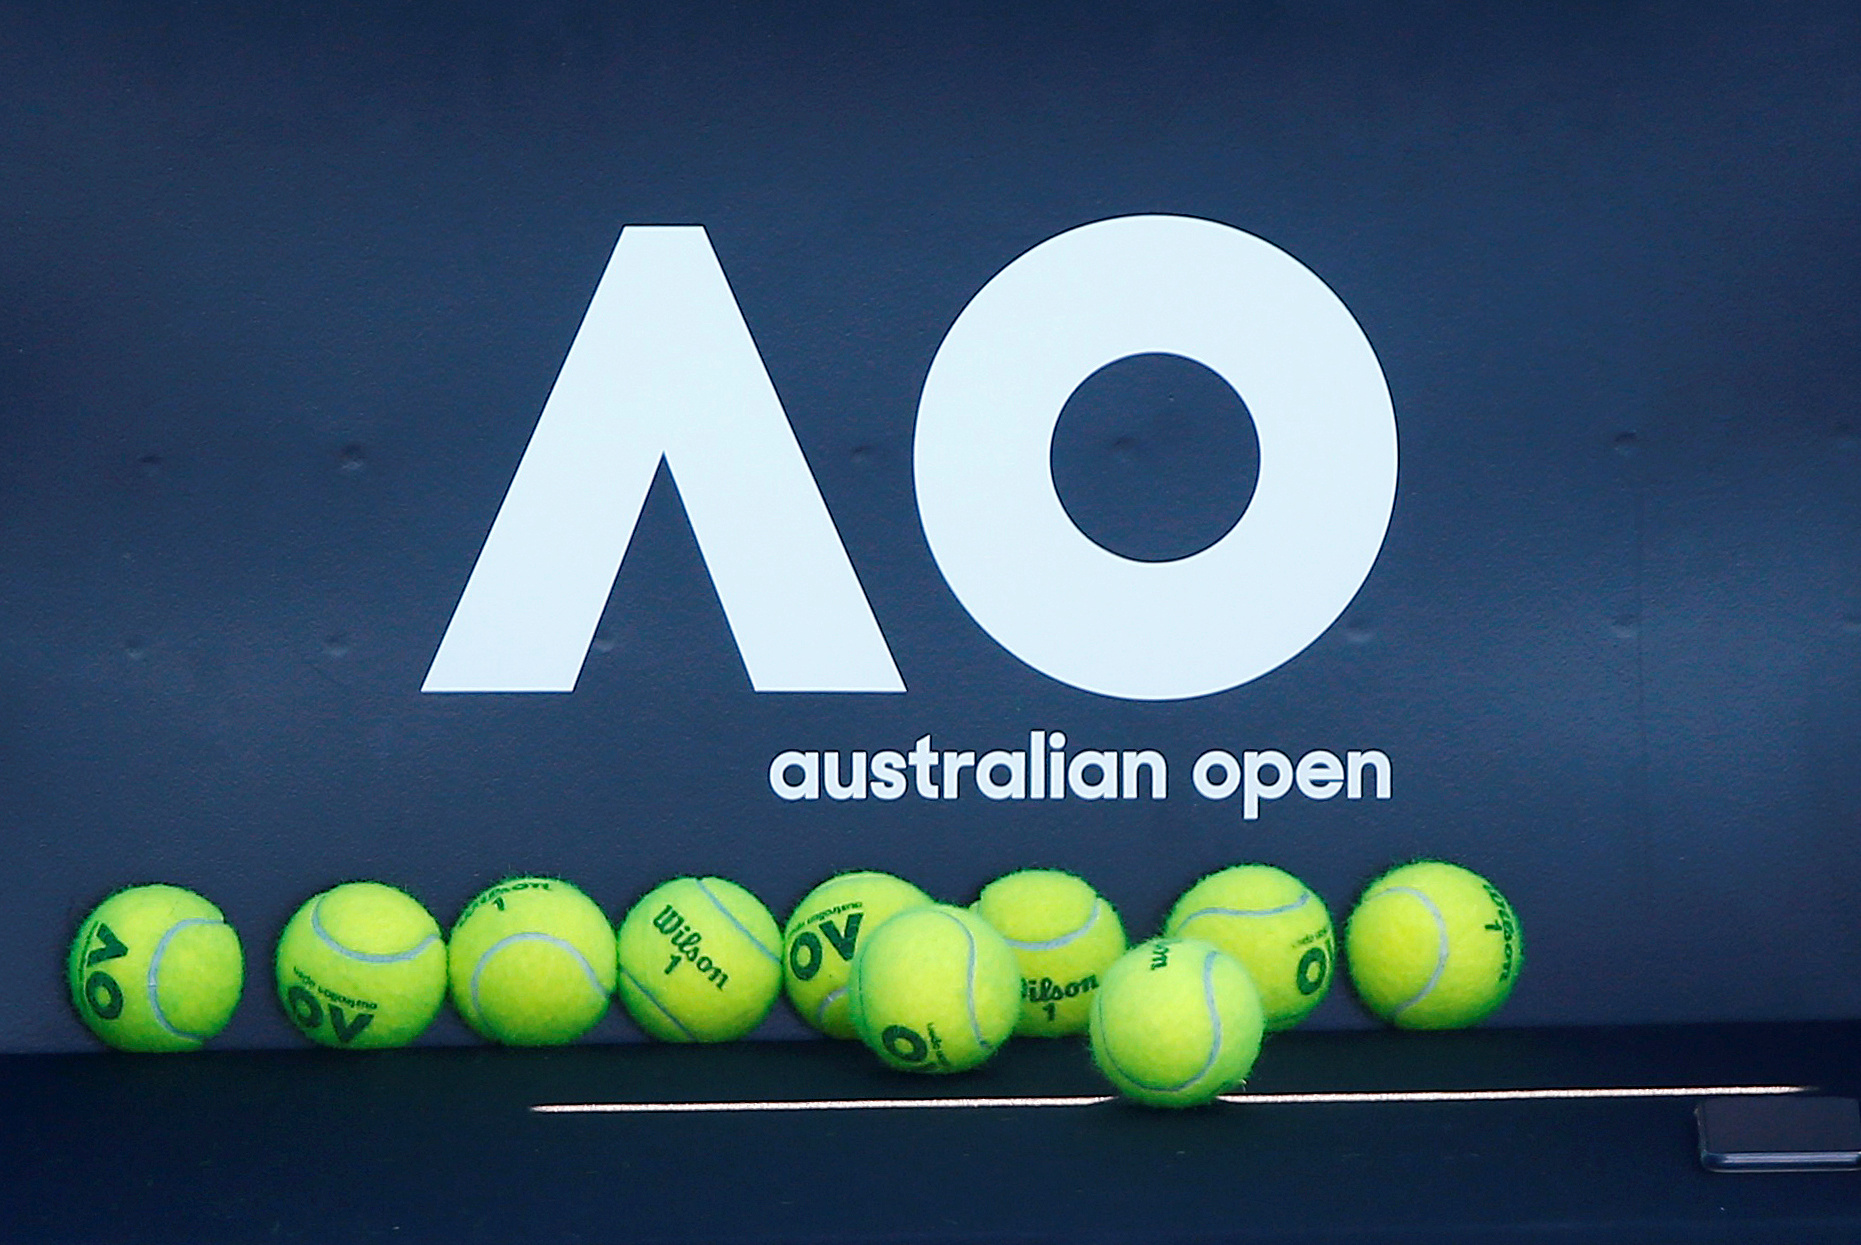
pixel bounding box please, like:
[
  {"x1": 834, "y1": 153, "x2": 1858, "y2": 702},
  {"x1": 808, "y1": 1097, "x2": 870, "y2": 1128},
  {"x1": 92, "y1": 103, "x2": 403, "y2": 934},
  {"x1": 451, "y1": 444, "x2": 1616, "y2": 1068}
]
[{"x1": 1697, "y1": 1096, "x2": 1861, "y2": 1172}]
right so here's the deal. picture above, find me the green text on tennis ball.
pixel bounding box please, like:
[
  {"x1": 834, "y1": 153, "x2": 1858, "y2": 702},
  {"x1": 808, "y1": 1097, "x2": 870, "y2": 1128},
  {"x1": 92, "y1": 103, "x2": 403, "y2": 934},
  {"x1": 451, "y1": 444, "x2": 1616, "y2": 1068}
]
[
  {"x1": 848, "y1": 904, "x2": 1020, "y2": 1073},
  {"x1": 448, "y1": 878, "x2": 616, "y2": 1045},
  {"x1": 276, "y1": 881, "x2": 447, "y2": 1049},
  {"x1": 784, "y1": 871, "x2": 932, "y2": 1038},
  {"x1": 1088, "y1": 937, "x2": 1264, "y2": 1108},
  {"x1": 1165, "y1": 863, "x2": 1334, "y2": 1031},
  {"x1": 617, "y1": 876, "x2": 783, "y2": 1042},
  {"x1": 68, "y1": 884, "x2": 244, "y2": 1052},
  {"x1": 1344, "y1": 860, "x2": 1522, "y2": 1030},
  {"x1": 973, "y1": 869, "x2": 1126, "y2": 1036}
]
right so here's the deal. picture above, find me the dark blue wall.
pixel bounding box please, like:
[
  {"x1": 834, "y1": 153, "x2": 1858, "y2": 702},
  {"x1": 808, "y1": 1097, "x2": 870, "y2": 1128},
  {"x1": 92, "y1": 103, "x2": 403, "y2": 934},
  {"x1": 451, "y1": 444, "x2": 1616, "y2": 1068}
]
[{"x1": 3, "y1": 0, "x2": 1859, "y2": 1051}]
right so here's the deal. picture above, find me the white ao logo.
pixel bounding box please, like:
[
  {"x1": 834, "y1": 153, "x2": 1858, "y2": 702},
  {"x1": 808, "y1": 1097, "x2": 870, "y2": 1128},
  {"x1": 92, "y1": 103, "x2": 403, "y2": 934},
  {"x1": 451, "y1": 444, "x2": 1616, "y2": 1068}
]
[{"x1": 424, "y1": 215, "x2": 1397, "y2": 701}]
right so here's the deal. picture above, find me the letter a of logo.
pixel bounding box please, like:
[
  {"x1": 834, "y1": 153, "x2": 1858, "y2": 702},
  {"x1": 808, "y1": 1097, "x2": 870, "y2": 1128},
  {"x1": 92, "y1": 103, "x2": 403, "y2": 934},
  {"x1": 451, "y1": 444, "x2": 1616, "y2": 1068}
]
[{"x1": 424, "y1": 227, "x2": 904, "y2": 693}]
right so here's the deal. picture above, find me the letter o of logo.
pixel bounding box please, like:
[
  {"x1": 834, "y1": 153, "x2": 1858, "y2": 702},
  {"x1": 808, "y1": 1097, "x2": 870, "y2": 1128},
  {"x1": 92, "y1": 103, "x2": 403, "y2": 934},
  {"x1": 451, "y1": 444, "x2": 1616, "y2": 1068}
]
[
  {"x1": 787, "y1": 931, "x2": 823, "y2": 982},
  {"x1": 915, "y1": 215, "x2": 1397, "y2": 700},
  {"x1": 84, "y1": 971, "x2": 125, "y2": 1021},
  {"x1": 881, "y1": 1024, "x2": 930, "y2": 1064},
  {"x1": 286, "y1": 983, "x2": 323, "y2": 1029},
  {"x1": 1296, "y1": 946, "x2": 1330, "y2": 996}
]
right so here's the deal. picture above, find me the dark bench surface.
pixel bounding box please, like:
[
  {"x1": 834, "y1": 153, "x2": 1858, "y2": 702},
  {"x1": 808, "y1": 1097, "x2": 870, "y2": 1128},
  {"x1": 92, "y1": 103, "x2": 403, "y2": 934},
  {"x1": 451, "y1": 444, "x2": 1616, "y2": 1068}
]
[{"x1": 6, "y1": 1021, "x2": 1861, "y2": 1244}]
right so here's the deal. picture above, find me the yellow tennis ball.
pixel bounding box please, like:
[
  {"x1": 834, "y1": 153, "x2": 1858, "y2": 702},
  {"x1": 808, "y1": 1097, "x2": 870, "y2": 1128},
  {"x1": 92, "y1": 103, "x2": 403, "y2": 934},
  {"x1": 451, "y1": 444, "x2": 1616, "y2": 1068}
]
[
  {"x1": 848, "y1": 904, "x2": 1020, "y2": 1073},
  {"x1": 617, "y1": 876, "x2": 783, "y2": 1042},
  {"x1": 448, "y1": 877, "x2": 616, "y2": 1045},
  {"x1": 1164, "y1": 863, "x2": 1335, "y2": 1031},
  {"x1": 1088, "y1": 937, "x2": 1264, "y2": 1108},
  {"x1": 275, "y1": 881, "x2": 447, "y2": 1049},
  {"x1": 68, "y1": 884, "x2": 243, "y2": 1052},
  {"x1": 1344, "y1": 860, "x2": 1523, "y2": 1030},
  {"x1": 972, "y1": 868, "x2": 1127, "y2": 1036},
  {"x1": 783, "y1": 870, "x2": 933, "y2": 1038}
]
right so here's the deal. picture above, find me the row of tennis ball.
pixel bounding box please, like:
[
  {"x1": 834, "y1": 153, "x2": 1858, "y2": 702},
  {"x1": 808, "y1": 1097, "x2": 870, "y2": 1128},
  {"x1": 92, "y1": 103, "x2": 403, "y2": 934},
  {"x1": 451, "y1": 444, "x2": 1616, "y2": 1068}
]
[{"x1": 67, "y1": 860, "x2": 1521, "y2": 1106}]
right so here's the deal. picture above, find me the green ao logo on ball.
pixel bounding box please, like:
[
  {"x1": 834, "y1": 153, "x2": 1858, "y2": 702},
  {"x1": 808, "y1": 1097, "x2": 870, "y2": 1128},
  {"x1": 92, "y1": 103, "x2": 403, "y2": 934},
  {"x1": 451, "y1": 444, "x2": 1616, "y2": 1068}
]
[
  {"x1": 275, "y1": 881, "x2": 447, "y2": 1049},
  {"x1": 847, "y1": 904, "x2": 1020, "y2": 1073},
  {"x1": 68, "y1": 883, "x2": 244, "y2": 1053},
  {"x1": 1164, "y1": 863, "x2": 1334, "y2": 1031},
  {"x1": 782, "y1": 870, "x2": 932, "y2": 1039}
]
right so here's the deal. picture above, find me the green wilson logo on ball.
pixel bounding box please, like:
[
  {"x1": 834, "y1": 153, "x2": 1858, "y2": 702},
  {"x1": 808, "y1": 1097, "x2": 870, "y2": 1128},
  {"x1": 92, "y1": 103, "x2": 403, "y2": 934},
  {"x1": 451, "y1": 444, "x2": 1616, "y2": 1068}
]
[
  {"x1": 616, "y1": 876, "x2": 783, "y2": 1043},
  {"x1": 1344, "y1": 860, "x2": 1523, "y2": 1030},
  {"x1": 972, "y1": 869, "x2": 1127, "y2": 1038}
]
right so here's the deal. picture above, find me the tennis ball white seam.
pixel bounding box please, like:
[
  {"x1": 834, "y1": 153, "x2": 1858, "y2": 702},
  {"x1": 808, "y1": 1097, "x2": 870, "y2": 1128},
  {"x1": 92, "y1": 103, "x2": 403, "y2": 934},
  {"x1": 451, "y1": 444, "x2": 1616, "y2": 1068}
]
[
  {"x1": 146, "y1": 917, "x2": 226, "y2": 1041},
  {"x1": 310, "y1": 896, "x2": 438, "y2": 964},
  {"x1": 932, "y1": 908, "x2": 989, "y2": 1052},
  {"x1": 1099, "y1": 948, "x2": 1227, "y2": 1095},
  {"x1": 813, "y1": 985, "x2": 845, "y2": 1028},
  {"x1": 694, "y1": 879, "x2": 780, "y2": 964},
  {"x1": 619, "y1": 967, "x2": 699, "y2": 1040},
  {"x1": 851, "y1": 960, "x2": 867, "y2": 1033},
  {"x1": 469, "y1": 932, "x2": 608, "y2": 1023},
  {"x1": 997, "y1": 899, "x2": 1103, "y2": 952},
  {"x1": 1374, "y1": 886, "x2": 1449, "y2": 1019},
  {"x1": 1095, "y1": 1001, "x2": 1160, "y2": 1091},
  {"x1": 1175, "y1": 892, "x2": 1312, "y2": 925},
  {"x1": 1153, "y1": 948, "x2": 1230, "y2": 1093}
]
